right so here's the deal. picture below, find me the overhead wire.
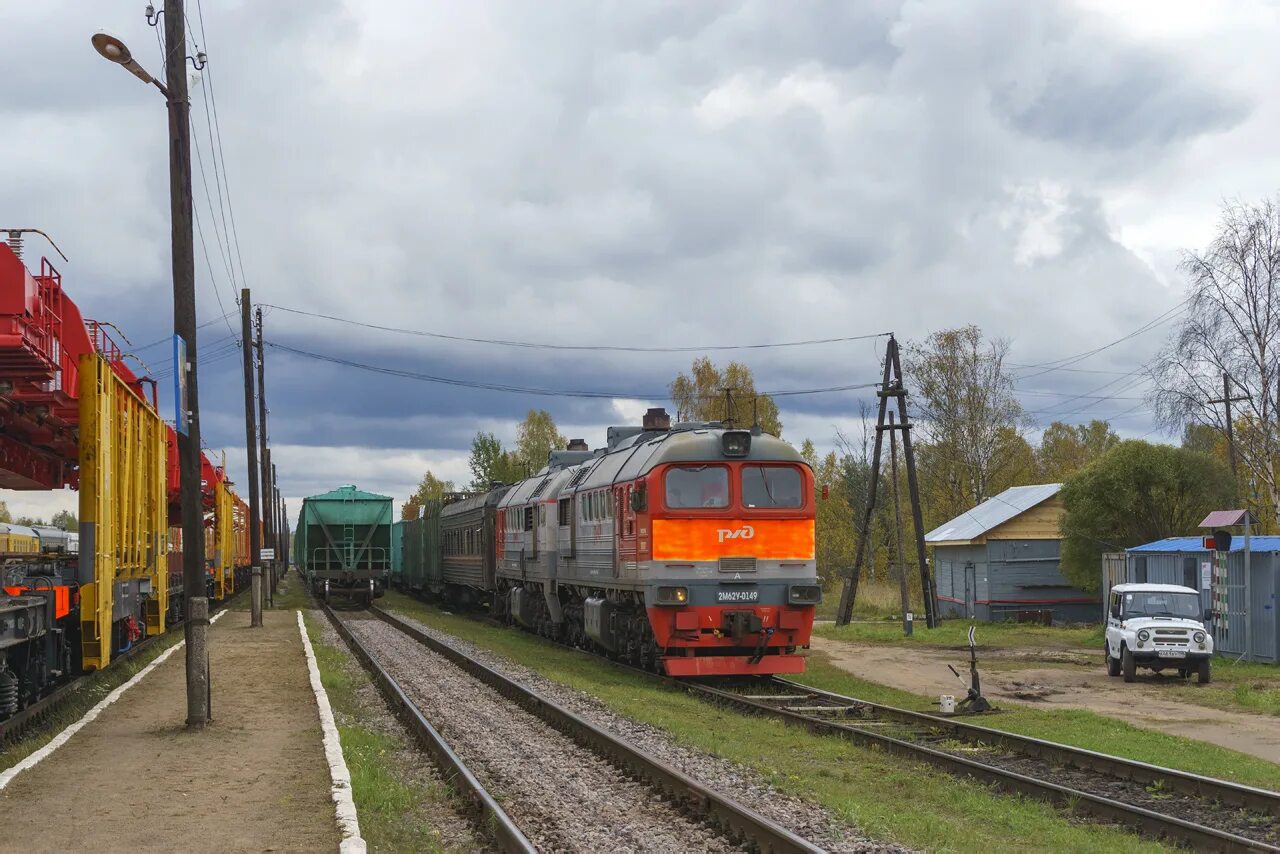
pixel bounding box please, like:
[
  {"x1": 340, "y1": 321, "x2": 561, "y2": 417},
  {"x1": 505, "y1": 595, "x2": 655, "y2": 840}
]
[
  {"x1": 259, "y1": 303, "x2": 891, "y2": 353},
  {"x1": 265, "y1": 339, "x2": 878, "y2": 400},
  {"x1": 152, "y1": 18, "x2": 238, "y2": 343},
  {"x1": 1013, "y1": 299, "x2": 1189, "y2": 380},
  {"x1": 193, "y1": 0, "x2": 251, "y2": 293}
]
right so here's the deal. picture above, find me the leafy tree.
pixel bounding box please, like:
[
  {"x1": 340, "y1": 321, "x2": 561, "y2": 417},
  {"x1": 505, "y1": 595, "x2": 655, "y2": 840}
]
[
  {"x1": 1059, "y1": 441, "x2": 1234, "y2": 590},
  {"x1": 1037, "y1": 420, "x2": 1119, "y2": 482},
  {"x1": 906, "y1": 326, "x2": 1030, "y2": 527},
  {"x1": 1182, "y1": 422, "x2": 1227, "y2": 459},
  {"x1": 1150, "y1": 196, "x2": 1280, "y2": 523},
  {"x1": 801, "y1": 440, "x2": 858, "y2": 587},
  {"x1": 15, "y1": 516, "x2": 44, "y2": 527},
  {"x1": 0, "y1": 501, "x2": 10, "y2": 524},
  {"x1": 468, "y1": 432, "x2": 524, "y2": 490},
  {"x1": 402, "y1": 470, "x2": 455, "y2": 520},
  {"x1": 514, "y1": 410, "x2": 567, "y2": 476},
  {"x1": 669, "y1": 357, "x2": 782, "y2": 436},
  {"x1": 50, "y1": 509, "x2": 78, "y2": 532}
]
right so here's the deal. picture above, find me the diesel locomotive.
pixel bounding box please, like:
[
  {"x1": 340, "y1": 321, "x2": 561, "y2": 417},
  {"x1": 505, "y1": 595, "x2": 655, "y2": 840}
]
[{"x1": 394, "y1": 408, "x2": 820, "y2": 676}]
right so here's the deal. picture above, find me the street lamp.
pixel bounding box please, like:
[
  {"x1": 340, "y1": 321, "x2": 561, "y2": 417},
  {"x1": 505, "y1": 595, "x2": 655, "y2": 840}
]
[
  {"x1": 91, "y1": 16, "x2": 210, "y2": 729},
  {"x1": 91, "y1": 32, "x2": 169, "y2": 94}
]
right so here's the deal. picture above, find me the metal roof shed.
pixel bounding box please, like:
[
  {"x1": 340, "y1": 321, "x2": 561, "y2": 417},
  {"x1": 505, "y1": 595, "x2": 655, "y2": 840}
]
[
  {"x1": 1122, "y1": 537, "x2": 1279, "y2": 662},
  {"x1": 924, "y1": 484, "x2": 1097, "y2": 623}
]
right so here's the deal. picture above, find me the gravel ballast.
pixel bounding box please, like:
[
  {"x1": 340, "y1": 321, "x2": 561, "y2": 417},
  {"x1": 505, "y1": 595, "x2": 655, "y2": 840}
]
[
  {"x1": 310, "y1": 611, "x2": 483, "y2": 852},
  {"x1": 345, "y1": 616, "x2": 755, "y2": 853},
  {"x1": 372, "y1": 609, "x2": 907, "y2": 853}
]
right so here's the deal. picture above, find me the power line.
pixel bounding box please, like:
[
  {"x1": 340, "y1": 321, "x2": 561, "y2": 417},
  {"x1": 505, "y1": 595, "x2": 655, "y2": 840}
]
[
  {"x1": 189, "y1": 0, "x2": 249, "y2": 297},
  {"x1": 265, "y1": 339, "x2": 878, "y2": 400},
  {"x1": 130, "y1": 313, "x2": 235, "y2": 354},
  {"x1": 259, "y1": 303, "x2": 891, "y2": 353},
  {"x1": 1013, "y1": 299, "x2": 1189, "y2": 380},
  {"x1": 193, "y1": 0, "x2": 251, "y2": 294}
]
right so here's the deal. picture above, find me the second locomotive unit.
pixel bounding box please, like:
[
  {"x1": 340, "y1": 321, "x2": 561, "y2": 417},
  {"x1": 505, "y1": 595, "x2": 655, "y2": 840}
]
[{"x1": 395, "y1": 408, "x2": 820, "y2": 676}]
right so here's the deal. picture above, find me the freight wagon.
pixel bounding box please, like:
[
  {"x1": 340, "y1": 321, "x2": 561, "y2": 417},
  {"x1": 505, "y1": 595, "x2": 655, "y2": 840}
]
[{"x1": 297, "y1": 485, "x2": 392, "y2": 606}]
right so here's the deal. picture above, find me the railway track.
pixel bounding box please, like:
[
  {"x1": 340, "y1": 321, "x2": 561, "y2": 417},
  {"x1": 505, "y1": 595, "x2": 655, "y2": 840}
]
[
  {"x1": 321, "y1": 602, "x2": 826, "y2": 853},
  {"x1": 0, "y1": 589, "x2": 247, "y2": 746},
  {"x1": 679, "y1": 676, "x2": 1280, "y2": 852}
]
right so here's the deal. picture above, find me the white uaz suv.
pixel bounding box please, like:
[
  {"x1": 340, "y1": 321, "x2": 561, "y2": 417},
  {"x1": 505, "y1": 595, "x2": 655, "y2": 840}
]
[{"x1": 1105, "y1": 583, "x2": 1213, "y2": 684}]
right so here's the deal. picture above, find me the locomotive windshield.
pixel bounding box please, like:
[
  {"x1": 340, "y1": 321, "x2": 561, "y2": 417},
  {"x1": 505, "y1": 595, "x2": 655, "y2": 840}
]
[
  {"x1": 741, "y1": 465, "x2": 802, "y2": 508},
  {"x1": 665, "y1": 465, "x2": 729, "y2": 508}
]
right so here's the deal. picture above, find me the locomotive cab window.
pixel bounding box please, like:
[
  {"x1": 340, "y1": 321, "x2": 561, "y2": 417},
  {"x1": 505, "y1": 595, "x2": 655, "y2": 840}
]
[
  {"x1": 741, "y1": 465, "x2": 803, "y2": 508},
  {"x1": 665, "y1": 465, "x2": 729, "y2": 509}
]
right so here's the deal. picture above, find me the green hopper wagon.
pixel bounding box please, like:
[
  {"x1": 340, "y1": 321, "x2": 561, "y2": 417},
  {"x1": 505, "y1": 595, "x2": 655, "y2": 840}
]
[{"x1": 297, "y1": 485, "x2": 393, "y2": 605}]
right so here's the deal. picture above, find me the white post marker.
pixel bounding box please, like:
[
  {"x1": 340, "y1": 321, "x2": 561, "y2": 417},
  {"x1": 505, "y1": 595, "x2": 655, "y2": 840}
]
[
  {"x1": 0, "y1": 609, "x2": 229, "y2": 791},
  {"x1": 296, "y1": 610, "x2": 365, "y2": 853}
]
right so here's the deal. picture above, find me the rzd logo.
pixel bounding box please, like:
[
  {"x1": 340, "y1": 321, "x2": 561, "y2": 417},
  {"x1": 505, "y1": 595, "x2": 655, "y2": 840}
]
[{"x1": 716, "y1": 525, "x2": 755, "y2": 543}]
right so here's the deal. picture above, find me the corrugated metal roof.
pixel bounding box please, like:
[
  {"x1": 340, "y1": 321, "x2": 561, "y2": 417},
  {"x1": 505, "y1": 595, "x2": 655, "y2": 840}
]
[
  {"x1": 305, "y1": 484, "x2": 391, "y2": 502},
  {"x1": 1128, "y1": 535, "x2": 1280, "y2": 553},
  {"x1": 924, "y1": 483, "x2": 1062, "y2": 544}
]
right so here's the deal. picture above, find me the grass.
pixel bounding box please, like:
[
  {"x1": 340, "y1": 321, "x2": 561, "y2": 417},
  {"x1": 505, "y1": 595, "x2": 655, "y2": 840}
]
[
  {"x1": 302, "y1": 610, "x2": 462, "y2": 853},
  {"x1": 814, "y1": 617, "x2": 1106, "y2": 650},
  {"x1": 795, "y1": 653, "x2": 1280, "y2": 791},
  {"x1": 380, "y1": 591, "x2": 1170, "y2": 852}
]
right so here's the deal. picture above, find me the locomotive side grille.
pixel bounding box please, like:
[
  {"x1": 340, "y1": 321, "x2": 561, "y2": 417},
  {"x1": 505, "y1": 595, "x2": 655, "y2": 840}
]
[{"x1": 719, "y1": 557, "x2": 756, "y2": 573}]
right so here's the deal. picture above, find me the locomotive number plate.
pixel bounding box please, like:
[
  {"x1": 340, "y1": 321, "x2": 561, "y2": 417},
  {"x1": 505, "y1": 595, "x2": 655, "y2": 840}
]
[{"x1": 717, "y1": 588, "x2": 759, "y2": 603}]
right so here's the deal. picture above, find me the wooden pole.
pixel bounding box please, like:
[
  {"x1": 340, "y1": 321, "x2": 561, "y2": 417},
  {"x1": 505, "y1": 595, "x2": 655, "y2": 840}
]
[{"x1": 240, "y1": 289, "x2": 263, "y2": 627}]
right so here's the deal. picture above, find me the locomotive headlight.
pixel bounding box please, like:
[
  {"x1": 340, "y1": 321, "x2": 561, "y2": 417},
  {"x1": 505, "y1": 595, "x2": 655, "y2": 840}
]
[
  {"x1": 1137, "y1": 629, "x2": 1150, "y2": 642},
  {"x1": 656, "y1": 586, "x2": 689, "y2": 605},
  {"x1": 721, "y1": 430, "x2": 751, "y2": 457},
  {"x1": 788, "y1": 584, "x2": 821, "y2": 604},
  {"x1": 1193, "y1": 631, "x2": 1206, "y2": 644}
]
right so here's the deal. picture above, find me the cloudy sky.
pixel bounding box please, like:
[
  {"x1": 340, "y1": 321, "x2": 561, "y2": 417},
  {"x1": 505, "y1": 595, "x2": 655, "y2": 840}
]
[{"x1": 2, "y1": 0, "x2": 1279, "y2": 521}]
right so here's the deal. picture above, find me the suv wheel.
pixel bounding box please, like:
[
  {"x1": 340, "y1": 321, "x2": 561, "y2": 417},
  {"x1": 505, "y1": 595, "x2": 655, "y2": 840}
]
[
  {"x1": 1106, "y1": 646, "x2": 1120, "y2": 677},
  {"x1": 1122, "y1": 645, "x2": 1137, "y2": 682},
  {"x1": 1197, "y1": 658, "x2": 1211, "y2": 684}
]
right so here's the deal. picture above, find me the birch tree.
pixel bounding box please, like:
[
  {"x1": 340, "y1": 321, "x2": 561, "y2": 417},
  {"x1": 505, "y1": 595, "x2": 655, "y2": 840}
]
[{"x1": 1149, "y1": 197, "x2": 1280, "y2": 524}]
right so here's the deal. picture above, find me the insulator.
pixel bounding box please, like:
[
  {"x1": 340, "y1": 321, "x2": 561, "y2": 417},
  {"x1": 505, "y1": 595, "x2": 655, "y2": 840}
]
[{"x1": 6, "y1": 230, "x2": 22, "y2": 261}]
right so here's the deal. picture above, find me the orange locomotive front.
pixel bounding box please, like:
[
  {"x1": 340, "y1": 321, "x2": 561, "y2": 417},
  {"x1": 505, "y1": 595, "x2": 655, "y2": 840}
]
[{"x1": 638, "y1": 452, "x2": 819, "y2": 676}]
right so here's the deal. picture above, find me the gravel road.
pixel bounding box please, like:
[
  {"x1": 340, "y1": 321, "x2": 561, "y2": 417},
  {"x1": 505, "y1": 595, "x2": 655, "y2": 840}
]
[
  {"x1": 345, "y1": 615, "x2": 756, "y2": 853},
  {"x1": 370, "y1": 610, "x2": 908, "y2": 853}
]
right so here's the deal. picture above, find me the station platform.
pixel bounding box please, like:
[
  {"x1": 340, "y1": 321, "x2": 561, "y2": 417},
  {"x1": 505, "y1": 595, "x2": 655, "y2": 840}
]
[{"x1": 0, "y1": 596, "x2": 342, "y2": 853}]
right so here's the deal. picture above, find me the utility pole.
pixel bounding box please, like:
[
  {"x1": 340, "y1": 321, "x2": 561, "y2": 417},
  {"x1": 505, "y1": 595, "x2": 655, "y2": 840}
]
[
  {"x1": 255, "y1": 307, "x2": 274, "y2": 606},
  {"x1": 91, "y1": 10, "x2": 208, "y2": 726},
  {"x1": 164, "y1": 0, "x2": 210, "y2": 727},
  {"x1": 837, "y1": 335, "x2": 937, "y2": 628},
  {"x1": 272, "y1": 465, "x2": 281, "y2": 600},
  {"x1": 888, "y1": 412, "x2": 912, "y2": 636},
  {"x1": 240, "y1": 289, "x2": 263, "y2": 627},
  {"x1": 1209, "y1": 371, "x2": 1249, "y2": 495}
]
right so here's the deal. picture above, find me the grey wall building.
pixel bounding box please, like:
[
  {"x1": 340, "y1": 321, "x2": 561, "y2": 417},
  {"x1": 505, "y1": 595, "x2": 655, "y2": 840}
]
[{"x1": 925, "y1": 483, "x2": 1099, "y2": 623}]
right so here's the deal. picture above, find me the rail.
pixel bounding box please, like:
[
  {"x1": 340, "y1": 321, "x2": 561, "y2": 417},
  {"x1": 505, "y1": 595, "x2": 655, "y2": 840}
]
[
  {"x1": 678, "y1": 676, "x2": 1279, "y2": 852},
  {"x1": 364, "y1": 605, "x2": 822, "y2": 854},
  {"x1": 318, "y1": 603, "x2": 534, "y2": 853}
]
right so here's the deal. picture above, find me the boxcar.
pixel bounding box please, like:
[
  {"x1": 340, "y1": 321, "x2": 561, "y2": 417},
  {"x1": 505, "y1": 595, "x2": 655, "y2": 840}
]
[
  {"x1": 296, "y1": 485, "x2": 392, "y2": 605},
  {"x1": 396, "y1": 500, "x2": 443, "y2": 596}
]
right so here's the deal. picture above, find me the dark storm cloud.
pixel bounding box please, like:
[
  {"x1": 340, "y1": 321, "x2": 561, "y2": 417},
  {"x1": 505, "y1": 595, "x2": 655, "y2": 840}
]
[{"x1": 0, "y1": 0, "x2": 1264, "y2": 509}]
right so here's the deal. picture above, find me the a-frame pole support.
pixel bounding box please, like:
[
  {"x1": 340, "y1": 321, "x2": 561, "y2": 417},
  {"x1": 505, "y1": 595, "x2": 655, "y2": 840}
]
[{"x1": 836, "y1": 335, "x2": 938, "y2": 628}]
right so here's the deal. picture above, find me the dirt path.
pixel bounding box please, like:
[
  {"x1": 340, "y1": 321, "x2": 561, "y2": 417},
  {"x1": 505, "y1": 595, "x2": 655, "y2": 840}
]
[
  {"x1": 0, "y1": 606, "x2": 341, "y2": 853},
  {"x1": 812, "y1": 637, "x2": 1280, "y2": 765}
]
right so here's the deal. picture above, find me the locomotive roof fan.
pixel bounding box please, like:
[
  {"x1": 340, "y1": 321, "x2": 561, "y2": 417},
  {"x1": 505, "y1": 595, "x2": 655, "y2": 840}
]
[{"x1": 722, "y1": 430, "x2": 751, "y2": 457}]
